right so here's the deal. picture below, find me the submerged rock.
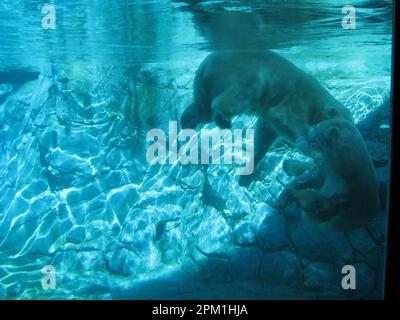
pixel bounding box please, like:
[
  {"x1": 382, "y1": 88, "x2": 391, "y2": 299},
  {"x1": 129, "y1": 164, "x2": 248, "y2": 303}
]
[
  {"x1": 255, "y1": 211, "x2": 290, "y2": 251},
  {"x1": 347, "y1": 228, "x2": 376, "y2": 255},
  {"x1": 43, "y1": 148, "x2": 96, "y2": 189},
  {"x1": 105, "y1": 248, "x2": 127, "y2": 275},
  {"x1": 119, "y1": 212, "x2": 156, "y2": 255},
  {"x1": 196, "y1": 207, "x2": 233, "y2": 257},
  {"x1": 233, "y1": 221, "x2": 257, "y2": 246},
  {"x1": 121, "y1": 250, "x2": 148, "y2": 277},
  {"x1": 105, "y1": 247, "x2": 149, "y2": 277},
  {"x1": 201, "y1": 176, "x2": 226, "y2": 211},
  {"x1": 77, "y1": 251, "x2": 104, "y2": 272},
  {"x1": 198, "y1": 257, "x2": 231, "y2": 283},
  {"x1": 260, "y1": 251, "x2": 302, "y2": 285},
  {"x1": 304, "y1": 263, "x2": 342, "y2": 295},
  {"x1": 289, "y1": 220, "x2": 354, "y2": 263},
  {"x1": 229, "y1": 247, "x2": 263, "y2": 281},
  {"x1": 66, "y1": 226, "x2": 87, "y2": 244}
]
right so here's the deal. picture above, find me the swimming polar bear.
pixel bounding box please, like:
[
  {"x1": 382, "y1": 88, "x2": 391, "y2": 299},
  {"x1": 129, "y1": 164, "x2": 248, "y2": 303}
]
[{"x1": 180, "y1": 50, "x2": 353, "y2": 187}]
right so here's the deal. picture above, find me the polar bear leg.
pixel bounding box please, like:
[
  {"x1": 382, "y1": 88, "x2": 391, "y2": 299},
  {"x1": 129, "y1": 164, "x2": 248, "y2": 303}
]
[{"x1": 239, "y1": 119, "x2": 277, "y2": 187}]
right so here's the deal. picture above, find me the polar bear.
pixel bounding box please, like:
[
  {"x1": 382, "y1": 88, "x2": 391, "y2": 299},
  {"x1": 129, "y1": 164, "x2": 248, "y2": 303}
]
[
  {"x1": 280, "y1": 119, "x2": 379, "y2": 231},
  {"x1": 180, "y1": 50, "x2": 353, "y2": 186}
]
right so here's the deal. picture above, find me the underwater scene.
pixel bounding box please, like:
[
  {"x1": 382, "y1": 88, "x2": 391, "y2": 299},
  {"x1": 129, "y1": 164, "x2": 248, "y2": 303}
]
[{"x1": 0, "y1": 0, "x2": 394, "y2": 300}]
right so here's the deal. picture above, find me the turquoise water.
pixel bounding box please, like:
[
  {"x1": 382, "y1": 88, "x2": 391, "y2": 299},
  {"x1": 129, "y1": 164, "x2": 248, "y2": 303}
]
[{"x1": 0, "y1": 0, "x2": 393, "y2": 299}]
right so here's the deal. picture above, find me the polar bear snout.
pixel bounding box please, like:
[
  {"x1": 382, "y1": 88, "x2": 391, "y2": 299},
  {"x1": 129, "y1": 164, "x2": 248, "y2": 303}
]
[{"x1": 295, "y1": 135, "x2": 321, "y2": 159}]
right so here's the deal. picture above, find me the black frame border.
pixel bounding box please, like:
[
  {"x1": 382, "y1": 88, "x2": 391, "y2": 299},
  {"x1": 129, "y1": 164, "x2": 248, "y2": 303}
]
[{"x1": 384, "y1": 0, "x2": 400, "y2": 301}]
